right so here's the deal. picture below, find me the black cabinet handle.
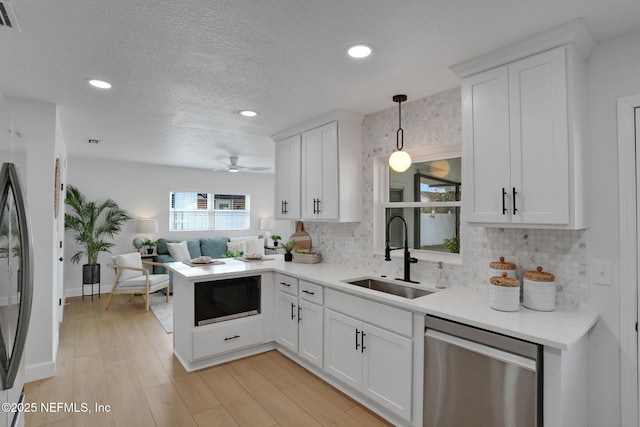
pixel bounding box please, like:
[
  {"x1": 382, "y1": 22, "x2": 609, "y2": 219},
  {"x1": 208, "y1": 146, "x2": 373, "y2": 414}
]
[
  {"x1": 316, "y1": 199, "x2": 321, "y2": 214},
  {"x1": 298, "y1": 305, "x2": 302, "y2": 323},
  {"x1": 302, "y1": 289, "x2": 315, "y2": 295},
  {"x1": 280, "y1": 282, "x2": 291, "y2": 287},
  {"x1": 512, "y1": 187, "x2": 518, "y2": 214},
  {"x1": 361, "y1": 331, "x2": 366, "y2": 353},
  {"x1": 502, "y1": 188, "x2": 507, "y2": 215},
  {"x1": 224, "y1": 335, "x2": 240, "y2": 341},
  {"x1": 355, "y1": 329, "x2": 360, "y2": 350},
  {"x1": 312, "y1": 198, "x2": 318, "y2": 214},
  {"x1": 281, "y1": 200, "x2": 284, "y2": 215},
  {"x1": 283, "y1": 200, "x2": 288, "y2": 214},
  {"x1": 290, "y1": 303, "x2": 295, "y2": 320},
  {"x1": 59, "y1": 257, "x2": 64, "y2": 262}
]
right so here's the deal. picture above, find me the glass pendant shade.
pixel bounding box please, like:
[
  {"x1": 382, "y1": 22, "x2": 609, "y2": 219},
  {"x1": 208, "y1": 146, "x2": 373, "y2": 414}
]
[
  {"x1": 389, "y1": 94, "x2": 411, "y2": 173},
  {"x1": 389, "y1": 150, "x2": 412, "y2": 173}
]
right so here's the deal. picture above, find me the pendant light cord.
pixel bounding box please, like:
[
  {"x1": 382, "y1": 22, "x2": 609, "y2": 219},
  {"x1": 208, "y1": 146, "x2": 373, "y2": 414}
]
[{"x1": 396, "y1": 98, "x2": 404, "y2": 151}]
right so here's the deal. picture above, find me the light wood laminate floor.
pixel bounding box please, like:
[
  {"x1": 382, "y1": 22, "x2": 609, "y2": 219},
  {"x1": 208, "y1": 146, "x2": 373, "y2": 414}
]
[{"x1": 24, "y1": 295, "x2": 392, "y2": 427}]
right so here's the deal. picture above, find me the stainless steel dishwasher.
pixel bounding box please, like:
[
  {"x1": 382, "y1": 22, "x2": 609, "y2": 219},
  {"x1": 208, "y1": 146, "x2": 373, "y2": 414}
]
[{"x1": 424, "y1": 316, "x2": 542, "y2": 427}]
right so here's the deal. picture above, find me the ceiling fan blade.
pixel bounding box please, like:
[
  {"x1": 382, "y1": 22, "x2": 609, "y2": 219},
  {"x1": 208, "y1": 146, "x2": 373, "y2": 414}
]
[{"x1": 246, "y1": 166, "x2": 271, "y2": 171}]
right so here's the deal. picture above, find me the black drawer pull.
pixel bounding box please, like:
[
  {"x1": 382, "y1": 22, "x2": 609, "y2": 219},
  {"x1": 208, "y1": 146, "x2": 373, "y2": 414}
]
[
  {"x1": 355, "y1": 329, "x2": 360, "y2": 350},
  {"x1": 361, "y1": 331, "x2": 366, "y2": 353},
  {"x1": 224, "y1": 335, "x2": 240, "y2": 341},
  {"x1": 291, "y1": 302, "x2": 295, "y2": 320},
  {"x1": 298, "y1": 305, "x2": 302, "y2": 323},
  {"x1": 512, "y1": 187, "x2": 518, "y2": 214},
  {"x1": 502, "y1": 188, "x2": 507, "y2": 215},
  {"x1": 302, "y1": 289, "x2": 315, "y2": 295},
  {"x1": 280, "y1": 282, "x2": 291, "y2": 287}
]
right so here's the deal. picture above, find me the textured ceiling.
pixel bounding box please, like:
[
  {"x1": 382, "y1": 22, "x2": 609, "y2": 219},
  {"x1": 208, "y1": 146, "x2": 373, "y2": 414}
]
[{"x1": 1, "y1": 0, "x2": 640, "y2": 171}]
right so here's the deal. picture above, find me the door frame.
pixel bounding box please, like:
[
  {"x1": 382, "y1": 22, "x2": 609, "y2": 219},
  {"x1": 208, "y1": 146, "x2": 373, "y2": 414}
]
[{"x1": 618, "y1": 94, "x2": 640, "y2": 427}]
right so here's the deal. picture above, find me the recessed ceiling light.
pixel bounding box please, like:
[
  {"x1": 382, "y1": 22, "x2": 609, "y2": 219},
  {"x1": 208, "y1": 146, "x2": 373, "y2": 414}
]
[
  {"x1": 239, "y1": 110, "x2": 258, "y2": 117},
  {"x1": 347, "y1": 44, "x2": 372, "y2": 59},
  {"x1": 87, "y1": 79, "x2": 112, "y2": 89}
]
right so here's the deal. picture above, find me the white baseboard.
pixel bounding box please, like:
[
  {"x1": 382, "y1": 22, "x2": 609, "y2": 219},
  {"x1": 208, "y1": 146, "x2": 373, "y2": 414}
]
[{"x1": 25, "y1": 360, "x2": 55, "y2": 382}]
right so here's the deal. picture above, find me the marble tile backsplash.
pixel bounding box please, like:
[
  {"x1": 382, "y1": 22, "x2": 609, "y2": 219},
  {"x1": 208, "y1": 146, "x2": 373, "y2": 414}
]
[{"x1": 305, "y1": 87, "x2": 588, "y2": 310}]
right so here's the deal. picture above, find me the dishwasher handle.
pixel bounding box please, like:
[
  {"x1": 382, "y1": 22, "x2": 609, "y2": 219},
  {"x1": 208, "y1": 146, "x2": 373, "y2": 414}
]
[{"x1": 425, "y1": 329, "x2": 536, "y2": 372}]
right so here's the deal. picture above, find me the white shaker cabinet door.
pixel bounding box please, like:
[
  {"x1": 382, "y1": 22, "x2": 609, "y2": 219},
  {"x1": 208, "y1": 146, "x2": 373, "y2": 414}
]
[
  {"x1": 298, "y1": 299, "x2": 323, "y2": 369},
  {"x1": 324, "y1": 309, "x2": 362, "y2": 390},
  {"x1": 302, "y1": 122, "x2": 339, "y2": 220},
  {"x1": 275, "y1": 291, "x2": 298, "y2": 353},
  {"x1": 508, "y1": 47, "x2": 569, "y2": 225},
  {"x1": 362, "y1": 323, "x2": 413, "y2": 421},
  {"x1": 274, "y1": 135, "x2": 301, "y2": 220},
  {"x1": 462, "y1": 65, "x2": 511, "y2": 224}
]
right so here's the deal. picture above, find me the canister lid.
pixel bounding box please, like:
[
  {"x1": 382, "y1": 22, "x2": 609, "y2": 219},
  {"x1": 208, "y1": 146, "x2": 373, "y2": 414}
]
[
  {"x1": 490, "y1": 272, "x2": 520, "y2": 287},
  {"x1": 489, "y1": 256, "x2": 516, "y2": 270},
  {"x1": 524, "y1": 266, "x2": 555, "y2": 282}
]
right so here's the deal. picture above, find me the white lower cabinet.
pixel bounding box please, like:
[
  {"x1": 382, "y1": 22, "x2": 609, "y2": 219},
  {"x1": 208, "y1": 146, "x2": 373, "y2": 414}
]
[
  {"x1": 324, "y1": 308, "x2": 413, "y2": 421},
  {"x1": 275, "y1": 276, "x2": 324, "y2": 369}
]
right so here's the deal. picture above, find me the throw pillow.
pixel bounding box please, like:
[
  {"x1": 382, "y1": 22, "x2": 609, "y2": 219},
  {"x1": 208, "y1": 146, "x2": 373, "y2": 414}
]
[
  {"x1": 227, "y1": 240, "x2": 247, "y2": 254},
  {"x1": 114, "y1": 252, "x2": 143, "y2": 282},
  {"x1": 167, "y1": 241, "x2": 191, "y2": 262},
  {"x1": 245, "y1": 238, "x2": 265, "y2": 257}
]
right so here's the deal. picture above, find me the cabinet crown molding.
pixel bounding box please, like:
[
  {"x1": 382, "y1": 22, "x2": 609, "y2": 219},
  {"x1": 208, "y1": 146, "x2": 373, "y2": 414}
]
[
  {"x1": 450, "y1": 19, "x2": 596, "y2": 79},
  {"x1": 272, "y1": 109, "x2": 364, "y2": 142}
]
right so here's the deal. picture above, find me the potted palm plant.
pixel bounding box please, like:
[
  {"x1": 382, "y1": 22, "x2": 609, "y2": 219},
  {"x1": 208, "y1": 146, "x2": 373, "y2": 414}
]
[{"x1": 64, "y1": 185, "x2": 132, "y2": 289}]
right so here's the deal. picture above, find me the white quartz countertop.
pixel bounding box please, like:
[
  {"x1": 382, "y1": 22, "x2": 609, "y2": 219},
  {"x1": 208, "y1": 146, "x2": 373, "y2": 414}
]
[{"x1": 165, "y1": 256, "x2": 598, "y2": 351}]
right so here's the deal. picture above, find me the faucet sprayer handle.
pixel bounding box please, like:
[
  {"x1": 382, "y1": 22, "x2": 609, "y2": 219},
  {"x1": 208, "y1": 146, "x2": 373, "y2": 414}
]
[
  {"x1": 409, "y1": 257, "x2": 418, "y2": 264},
  {"x1": 384, "y1": 246, "x2": 391, "y2": 261}
]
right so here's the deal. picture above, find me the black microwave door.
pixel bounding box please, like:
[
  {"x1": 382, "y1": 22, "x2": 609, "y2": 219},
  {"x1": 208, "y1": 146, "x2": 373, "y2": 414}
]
[{"x1": 0, "y1": 163, "x2": 33, "y2": 390}]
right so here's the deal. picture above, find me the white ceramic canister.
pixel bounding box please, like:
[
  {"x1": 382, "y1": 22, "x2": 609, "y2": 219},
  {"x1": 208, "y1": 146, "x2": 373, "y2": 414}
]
[
  {"x1": 523, "y1": 266, "x2": 556, "y2": 311},
  {"x1": 489, "y1": 272, "x2": 521, "y2": 312},
  {"x1": 489, "y1": 256, "x2": 517, "y2": 279}
]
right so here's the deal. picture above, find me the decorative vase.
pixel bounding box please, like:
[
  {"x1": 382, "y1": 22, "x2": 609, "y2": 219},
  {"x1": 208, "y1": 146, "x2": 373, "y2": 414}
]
[{"x1": 284, "y1": 253, "x2": 293, "y2": 262}]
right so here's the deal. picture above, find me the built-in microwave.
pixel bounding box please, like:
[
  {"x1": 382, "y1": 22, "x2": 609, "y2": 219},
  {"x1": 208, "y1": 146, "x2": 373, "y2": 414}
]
[{"x1": 194, "y1": 275, "x2": 261, "y2": 326}]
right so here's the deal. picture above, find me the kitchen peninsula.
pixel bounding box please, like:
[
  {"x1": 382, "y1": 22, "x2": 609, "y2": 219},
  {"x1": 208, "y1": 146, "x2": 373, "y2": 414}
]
[{"x1": 166, "y1": 256, "x2": 598, "y2": 427}]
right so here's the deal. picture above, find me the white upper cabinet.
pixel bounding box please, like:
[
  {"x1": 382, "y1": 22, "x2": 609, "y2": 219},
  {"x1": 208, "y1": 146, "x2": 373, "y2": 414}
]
[
  {"x1": 273, "y1": 111, "x2": 363, "y2": 222},
  {"x1": 274, "y1": 134, "x2": 301, "y2": 220},
  {"x1": 460, "y1": 45, "x2": 587, "y2": 229}
]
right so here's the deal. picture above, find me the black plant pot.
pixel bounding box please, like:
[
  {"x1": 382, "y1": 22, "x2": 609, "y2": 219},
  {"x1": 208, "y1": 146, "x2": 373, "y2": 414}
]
[
  {"x1": 82, "y1": 264, "x2": 100, "y2": 284},
  {"x1": 147, "y1": 248, "x2": 154, "y2": 254},
  {"x1": 284, "y1": 253, "x2": 293, "y2": 262}
]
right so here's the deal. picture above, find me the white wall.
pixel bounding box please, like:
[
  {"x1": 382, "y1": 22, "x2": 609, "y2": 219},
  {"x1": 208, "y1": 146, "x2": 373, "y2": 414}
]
[
  {"x1": 586, "y1": 27, "x2": 640, "y2": 427},
  {"x1": 63, "y1": 157, "x2": 290, "y2": 295},
  {"x1": 7, "y1": 96, "x2": 61, "y2": 382}
]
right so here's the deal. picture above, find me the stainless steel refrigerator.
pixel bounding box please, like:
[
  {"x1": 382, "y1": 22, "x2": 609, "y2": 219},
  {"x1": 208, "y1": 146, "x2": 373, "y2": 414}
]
[{"x1": 0, "y1": 99, "x2": 33, "y2": 427}]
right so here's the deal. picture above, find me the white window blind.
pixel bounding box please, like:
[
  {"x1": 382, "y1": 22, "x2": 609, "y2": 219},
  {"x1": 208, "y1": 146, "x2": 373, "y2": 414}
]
[{"x1": 169, "y1": 192, "x2": 250, "y2": 231}]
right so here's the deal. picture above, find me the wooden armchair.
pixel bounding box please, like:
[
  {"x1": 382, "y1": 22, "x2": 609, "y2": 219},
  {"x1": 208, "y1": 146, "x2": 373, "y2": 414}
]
[{"x1": 105, "y1": 253, "x2": 170, "y2": 312}]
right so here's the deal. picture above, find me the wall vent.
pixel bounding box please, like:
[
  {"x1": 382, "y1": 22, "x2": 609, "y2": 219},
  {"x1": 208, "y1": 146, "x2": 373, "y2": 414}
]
[{"x1": 0, "y1": 2, "x2": 20, "y2": 31}]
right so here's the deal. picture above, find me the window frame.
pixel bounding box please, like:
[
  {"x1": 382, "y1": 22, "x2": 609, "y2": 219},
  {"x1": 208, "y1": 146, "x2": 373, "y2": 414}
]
[
  {"x1": 373, "y1": 144, "x2": 463, "y2": 265},
  {"x1": 169, "y1": 192, "x2": 251, "y2": 232}
]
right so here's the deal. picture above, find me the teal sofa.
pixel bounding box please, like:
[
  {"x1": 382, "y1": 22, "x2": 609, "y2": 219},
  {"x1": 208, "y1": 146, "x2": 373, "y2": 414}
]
[{"x1": 154, "y1": 237, "x2": 230, "y2": 292}]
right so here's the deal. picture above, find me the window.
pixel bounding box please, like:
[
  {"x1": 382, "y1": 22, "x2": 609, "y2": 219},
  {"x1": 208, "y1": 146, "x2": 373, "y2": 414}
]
[
  {"x1": 375, "y1": 145, "x2": 462, "y2": 264},
  {"x1": 169, "y1": 192, "x2": 250, "y2": 231}
]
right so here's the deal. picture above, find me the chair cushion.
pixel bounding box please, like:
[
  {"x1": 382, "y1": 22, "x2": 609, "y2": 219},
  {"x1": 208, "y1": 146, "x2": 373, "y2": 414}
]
[
  {"x1": 167, "y1": 241, "x2": 191, "y2": 262},
  {"x1": 114, "y1": 253, "x2": 143, "y2": 282},
  {"x1": 200, "y1": 237, "x2": 229, "y2": 258},
  {"x1": 118, "y1": 274, "x2": 169, "y2": 289}
]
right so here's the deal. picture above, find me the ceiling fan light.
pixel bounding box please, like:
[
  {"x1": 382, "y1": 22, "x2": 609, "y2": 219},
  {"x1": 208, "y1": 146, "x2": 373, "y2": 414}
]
[{"x1": 389, "y1": 150, "x2": 412, "y2": 173}]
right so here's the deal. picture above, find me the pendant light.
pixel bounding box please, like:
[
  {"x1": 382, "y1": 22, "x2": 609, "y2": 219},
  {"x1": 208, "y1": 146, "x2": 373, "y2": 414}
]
[{"x1": 389, "y1": 94, "x2": 412, "y2": 173}]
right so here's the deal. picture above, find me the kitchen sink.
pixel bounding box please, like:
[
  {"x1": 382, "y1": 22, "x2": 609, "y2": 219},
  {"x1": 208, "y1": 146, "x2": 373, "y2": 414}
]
[{"x1": 342, "y1": 277, "x2": 433, "y2": 299}]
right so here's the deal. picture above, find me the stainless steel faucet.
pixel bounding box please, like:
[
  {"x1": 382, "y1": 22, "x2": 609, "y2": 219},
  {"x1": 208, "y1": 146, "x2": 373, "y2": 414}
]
[{"x1": 385, "y1": 213, "x2": 419, "y2": 283}]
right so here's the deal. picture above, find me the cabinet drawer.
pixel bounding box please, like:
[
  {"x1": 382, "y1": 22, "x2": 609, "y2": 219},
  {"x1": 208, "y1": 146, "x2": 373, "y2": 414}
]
[
  {"x1": 299, "y1": 280, "x2": 324, "y2": 304},
  {"x1": 325, "y1": 288, "x2": 412, "y2": 337},
  {"x1": 192, "y1": 316, "x2": 264, "y2": 359},
  {"x1": 275, "y1": 273, "x2": 298, "y2": 295}
]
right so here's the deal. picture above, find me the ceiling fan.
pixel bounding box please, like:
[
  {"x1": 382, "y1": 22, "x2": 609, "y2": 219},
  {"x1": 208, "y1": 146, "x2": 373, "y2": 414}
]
[{"x1": 215, "y1": 156, "x2": 271, "y2": 173}]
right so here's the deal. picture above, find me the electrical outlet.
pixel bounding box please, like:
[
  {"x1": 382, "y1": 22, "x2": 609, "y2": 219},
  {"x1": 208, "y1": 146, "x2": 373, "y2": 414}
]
[{"x1": 591, "y1": 260, "x2": 613, "y2": 286}]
